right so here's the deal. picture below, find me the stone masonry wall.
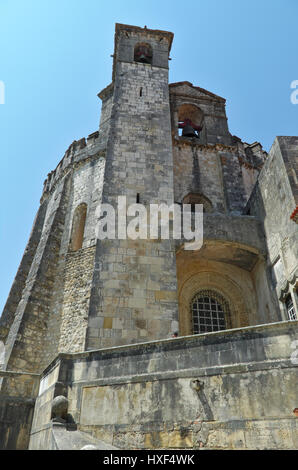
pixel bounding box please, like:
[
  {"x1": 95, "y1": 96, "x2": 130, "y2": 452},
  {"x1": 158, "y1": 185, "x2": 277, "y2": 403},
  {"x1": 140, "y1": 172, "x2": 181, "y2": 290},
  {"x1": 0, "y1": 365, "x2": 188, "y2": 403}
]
[
  {"x1": 65, "y1": 157, "x2": 106, "y2": 252},
  {"x1": 279, "y1": 136, "x2": 298, "y2": 212},
  {"x1": 0, "y1": 126, "x2": 106, "y2": 449},
  {"x1": 57, "y1": 246, "x2": 96, "y2": 353},
  {"x1": 247, "y1": 136, "x2": 298, "y2": 314},
  {"x1": 173, "y1": 142, "x2": 227, "y2": 211},
  {"x1": 172, "y1": 140, "x2": 252, "y2": 214},
  {"x1": 98, "y1": 86, "x2": 113, "y2": 149},
  {"x1": 1, "y1": 127, "x2": 106, "y2": 375},
  {"x1": 40, "y1": 155, "x2": 106, "y2": 363},
  {"x1": 29, "y1": 321, "x2": 298, "y2": 450},
  {"x1": 220, "y1": 150, "x2": 247, "y2": 214},
  {"x1": 0, "y1": 369, "x2": 39, "y2": 450},
  {"x1": 1, "y1": 175, "x2": 71, "y2": 377}
]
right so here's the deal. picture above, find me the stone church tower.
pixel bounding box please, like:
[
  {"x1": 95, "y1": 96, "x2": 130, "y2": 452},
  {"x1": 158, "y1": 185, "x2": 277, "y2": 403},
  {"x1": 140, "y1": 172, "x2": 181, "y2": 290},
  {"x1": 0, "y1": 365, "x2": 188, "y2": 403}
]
[{"x1": 0, "y1": 24, "x2": 297, "y2": 450}]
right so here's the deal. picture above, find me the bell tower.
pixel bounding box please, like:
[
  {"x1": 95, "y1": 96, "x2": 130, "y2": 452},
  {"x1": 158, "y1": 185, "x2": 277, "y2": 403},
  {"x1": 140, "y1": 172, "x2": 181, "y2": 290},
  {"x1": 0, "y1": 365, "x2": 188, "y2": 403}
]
[{"x1": 85, "y1": 24, "x2": 179, "y2": 349}]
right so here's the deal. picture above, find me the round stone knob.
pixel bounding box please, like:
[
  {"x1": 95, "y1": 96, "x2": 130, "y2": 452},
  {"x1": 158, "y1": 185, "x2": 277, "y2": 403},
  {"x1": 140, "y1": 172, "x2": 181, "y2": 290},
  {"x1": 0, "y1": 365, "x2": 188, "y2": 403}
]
[
  {"x1": 51, "y1": 395, "x2": 69, "y2": 422},
  {"x1": 190, "y1": 379, "x2": 203, "y2": 392}
]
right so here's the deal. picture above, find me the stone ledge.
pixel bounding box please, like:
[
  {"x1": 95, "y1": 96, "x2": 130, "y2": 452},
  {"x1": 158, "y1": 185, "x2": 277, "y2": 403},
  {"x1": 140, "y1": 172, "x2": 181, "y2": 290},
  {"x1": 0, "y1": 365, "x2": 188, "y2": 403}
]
[
  {"x1": 29, "y1": 421, "x2": 119, "y2": 449},
  {"x1": 0, "y1": 370, "x2": 40, "y2": 378},
  {"x1": 0, "y1": 395, "x2": 35, "y2": 405},
  {"x1": 39, "y1": 320, "x2": 298, "y2": 381},
  {"x1": 70, "y1": 358, "x2": 294, "y2": 388},
  {"x1": 63, "y1": 320, "x2": 298, "y2": 358}
]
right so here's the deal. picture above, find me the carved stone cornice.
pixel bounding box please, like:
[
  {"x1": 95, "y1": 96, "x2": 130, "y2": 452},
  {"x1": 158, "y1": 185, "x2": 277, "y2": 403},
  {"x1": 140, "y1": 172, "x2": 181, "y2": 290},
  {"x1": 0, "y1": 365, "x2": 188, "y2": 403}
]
[
  {"x1": 238, "y1": 155, "x2": 263, "y2": 171},
  {"x1": 172, "y1": 137, "x2": 236, "y2": 153}
]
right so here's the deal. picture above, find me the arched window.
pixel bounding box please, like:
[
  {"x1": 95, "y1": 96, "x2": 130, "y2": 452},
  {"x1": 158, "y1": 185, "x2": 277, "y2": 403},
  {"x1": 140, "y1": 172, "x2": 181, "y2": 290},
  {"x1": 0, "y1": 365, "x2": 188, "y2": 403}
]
[
  {"x1": 191, "y1": 290, "x2": 230, "y2": 334},
  {"x1": 69, "y1": 203, "x2": 87, "y2": 251},
  {"x1": 134, "y1": 43, "x2": 153, "y2": 64},
  {"x1": 183, "y1": 193, "x2": 213, "y2": 213}
]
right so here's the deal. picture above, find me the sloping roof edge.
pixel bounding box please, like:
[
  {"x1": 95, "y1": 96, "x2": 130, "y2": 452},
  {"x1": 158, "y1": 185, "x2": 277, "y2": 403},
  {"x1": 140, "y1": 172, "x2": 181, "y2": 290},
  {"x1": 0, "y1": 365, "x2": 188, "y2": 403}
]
[{"x1": 169, "y1": 81, "x2": 226, "y2": 102}]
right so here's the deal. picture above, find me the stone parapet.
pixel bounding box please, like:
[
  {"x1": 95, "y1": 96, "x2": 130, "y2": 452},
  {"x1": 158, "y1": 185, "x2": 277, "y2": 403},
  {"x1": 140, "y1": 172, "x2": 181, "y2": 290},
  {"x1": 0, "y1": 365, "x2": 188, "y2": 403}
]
[
  {"x1": 41, "y1": 132, "x2": 104, "y2": 201},
  {"x1": 29, "y1": 320, "x2": 298, "y2": 450}
]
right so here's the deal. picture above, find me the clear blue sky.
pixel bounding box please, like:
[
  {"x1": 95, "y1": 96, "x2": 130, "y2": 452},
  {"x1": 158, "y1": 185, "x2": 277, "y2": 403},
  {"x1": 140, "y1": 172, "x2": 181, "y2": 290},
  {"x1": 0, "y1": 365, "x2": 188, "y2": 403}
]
[{"x1": 0, "y1": 0, "x2": 297, "y2": 315}]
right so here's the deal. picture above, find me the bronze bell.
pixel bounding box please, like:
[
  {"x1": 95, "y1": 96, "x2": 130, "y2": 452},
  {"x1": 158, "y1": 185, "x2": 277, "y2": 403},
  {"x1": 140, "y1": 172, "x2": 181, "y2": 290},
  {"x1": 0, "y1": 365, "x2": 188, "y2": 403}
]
[
  {"x1": 138, "y1": 53, "x2": 150, "y2": 64},
  {"x1": 182, "y1": 123, "x2": 197, "y2": 137},
  {"x1": 135, "y1": 45, "x2": 152, "y2": 64}
]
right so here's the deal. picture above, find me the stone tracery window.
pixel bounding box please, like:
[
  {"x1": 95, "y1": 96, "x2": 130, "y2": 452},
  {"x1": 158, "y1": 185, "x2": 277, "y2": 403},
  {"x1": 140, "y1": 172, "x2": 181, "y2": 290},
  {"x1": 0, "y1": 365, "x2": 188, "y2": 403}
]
[
  {"x1": 286, "y1": 294, "x2": 297, "y2": 320},
  {"x1": 191, "y1": 290, "x2": 230, "y2": 334}
]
